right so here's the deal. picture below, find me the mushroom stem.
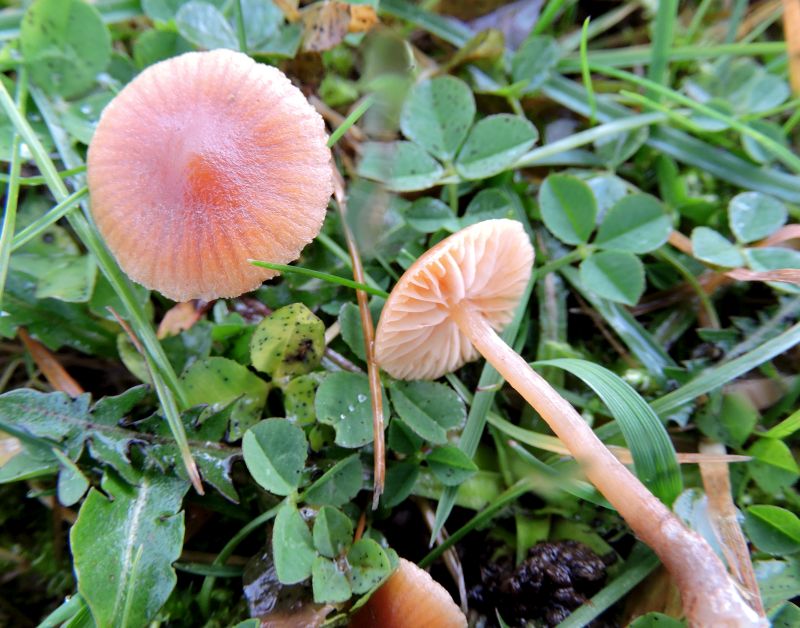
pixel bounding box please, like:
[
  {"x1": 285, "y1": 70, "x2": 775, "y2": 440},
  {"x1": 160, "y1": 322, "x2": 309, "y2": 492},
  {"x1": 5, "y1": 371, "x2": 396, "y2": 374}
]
[{"x1": 449, "y1": 301, "x2": 763, "y2": 628}]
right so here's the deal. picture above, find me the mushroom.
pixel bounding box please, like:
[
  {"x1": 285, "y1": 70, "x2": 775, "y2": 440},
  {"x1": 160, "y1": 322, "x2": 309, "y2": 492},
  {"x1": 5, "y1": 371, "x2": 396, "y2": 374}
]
[
  {"x1": 87, "y1": 49, "x2": 333, "y2": 302},
  {"x1": 349, "y1": 558, "x2": 466, "y2": 628},
  {"x1": 374, "y1": 219, "x2": 763, "y2": 627}
]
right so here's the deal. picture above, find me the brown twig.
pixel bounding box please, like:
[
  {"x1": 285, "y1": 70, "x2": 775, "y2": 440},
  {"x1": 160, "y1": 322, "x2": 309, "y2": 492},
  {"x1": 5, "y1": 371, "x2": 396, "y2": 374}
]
[
  {"x1": 331, "y1": 165, "x2": 386, "y2": 509},
  {"x1": 415, "y1": 498, "x2": 468, "y2": 615}
]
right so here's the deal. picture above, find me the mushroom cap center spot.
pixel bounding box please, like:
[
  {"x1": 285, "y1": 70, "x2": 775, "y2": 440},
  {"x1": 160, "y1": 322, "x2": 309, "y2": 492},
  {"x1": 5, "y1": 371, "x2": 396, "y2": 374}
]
[{"x1": 184, "y1": 152, "x2": 239, "y2": 212}]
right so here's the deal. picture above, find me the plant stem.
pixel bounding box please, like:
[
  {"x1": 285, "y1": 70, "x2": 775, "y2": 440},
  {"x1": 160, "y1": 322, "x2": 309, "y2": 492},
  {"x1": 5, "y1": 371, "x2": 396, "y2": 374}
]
[
  {"x1": 327, "y1": 94, "x2": 374, "y2": 148},
  {"x1": 448, "y1": 301, "x2": 761, "y2": 626},
  {"x1": 234, "y1": 0, "x2": 247, "y2": 53},
  {"x1": 249, "y1": 260, "x2": 388, "y2": 298},
  {"x1": 0, "y1": 69, "x2": 26, "y2": 313}
]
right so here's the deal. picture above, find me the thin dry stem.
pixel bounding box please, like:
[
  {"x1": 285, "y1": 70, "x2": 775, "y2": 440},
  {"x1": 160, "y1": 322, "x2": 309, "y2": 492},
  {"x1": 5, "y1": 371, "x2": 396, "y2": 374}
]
[
  {"x1": 699, "y1": 440, "x2": 765, "y2": 617},
  {"x1": 331, "y1": 166, "x2": 386, "y2": 508},
  {"x1": 18, "y1": 328, "x2": 83, "y2": 397},
  {"x1": 783, "y1": 0, "x2": 800, "y2": 93}
]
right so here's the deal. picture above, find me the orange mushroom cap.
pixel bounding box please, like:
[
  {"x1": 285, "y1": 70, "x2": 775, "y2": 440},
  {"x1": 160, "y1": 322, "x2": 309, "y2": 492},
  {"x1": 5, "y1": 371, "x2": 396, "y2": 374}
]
[
  {"x1": 374, "y1": 219, "x2": 533, "y2": 380},
  {"x1": 349, "y1": 558, "x2": 466, "y2": 628},
  {"x1": 87, "y1": 49, "x2": 333, "y2": 302}
]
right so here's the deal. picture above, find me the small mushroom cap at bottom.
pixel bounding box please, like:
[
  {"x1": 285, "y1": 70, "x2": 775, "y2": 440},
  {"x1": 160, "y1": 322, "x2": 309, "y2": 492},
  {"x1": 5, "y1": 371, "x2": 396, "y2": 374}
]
[
  {"x1": 349, "y1": 558, "x2": 466, "y2": 628},
  {"x1": 374, "y1": 219, "x2": 534, "y2": 380},
  {"x1": 87, "y1": 49, "x2": 333, "y2": 302}
]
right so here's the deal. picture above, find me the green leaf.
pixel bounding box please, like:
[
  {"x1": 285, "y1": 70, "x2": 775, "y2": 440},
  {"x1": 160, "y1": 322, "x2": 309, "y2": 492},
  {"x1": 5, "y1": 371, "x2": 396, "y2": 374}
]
[
  {"x1": 35, "y1": 255, "x2": 97, "y2": 303},
  {"x1": 537, "y1": 358, "x2": 682, "y2": 505},
  {"x1": 755, "y1": 557, "x2": 800, "y2": 611},
  {"x1": 181, "y1": 357, "x2": 268, "y2": 440},
  {"x1": 54, "y1": 448, "x2": 89, "y2": 507},
  {"x1": 405, "y1": 197, "x2": 460, "y2": 233},
  {"x1": 579, "y1": 251, "x2": 645, "y2": 306},
  {"x1": 427, "y1": 445, "x2": 478, "y2": 486},
  {"x1": 313, "y1": 506, "x2": 354, "y2": 558},
  {"x1": 538, "y1": 174, "x2": 598, "y2": 245},
  {"x1": 284, "y1": 374, "x2": 321, "y2": 426},
  {"x1": 175, "y1": 0, "x2": 238, "y2": 50},
  {"x1": 742, "y1": 120, "x2": 789, "y2": 165},
  {"x1": 133, "y1": 29, "x2": 193, "y2": 68},
  {"x1": 242, "y1": 419, "x2": 307, "y2": 496},
  {"x1": 358, "y1": 141, "x2": 444, "y2": 192},
  {"x1": 628, "y1": 612, "x2": 685, "y2": 627},
  {"x1": 745, "y1": 505, "x2": 800, "y2": 555},
  {"x1": 729, "y1": 192, "x2": 787, "y2": 243},
  {"x1": 312, "y1": 556, "x2": 352, "y2": 603},
  {"x1": 690, "y1": 227, "x2": 745, "y2": 268},
  {"x1": 240, "y1": 0, "x2": 284, "y2": 49},
  {"x1": 142, "y1": 0, "x2": 192, "y2": 22},
  {"x1": 381, "y1": 460, "x2": 419, "y2": 509},
  {"x1": 399, "y1": 76, "x2": 475, "y2": 162},
  {"x1": 272, "y1": 501, "x2": 315, "y2": 584},
  {"x1": 461, "y1": 188, "x2": 515, "y2": 227},
  {"x1": 455, "y1": 114, "x2": 538, "y2": 179},
  {"x1": 71, "y1": 472, "x2": 188, "y2": 628},
  {"x1": 594, "y1": 194, "x2": 671, "y2": 253},
  {"x1": 316, "y1": 372, "x2": 386, "y2": 448},
  {"x1": 20, "y1": 0, "x2": 112, "y2": 98},
  {"x1": 511, "y1": 36, "x2": 559, "y2": 93},
  {"x1": 696, "y1": 393, "x2": 757, "y2": 448},
  {"x1": 747, "y1": 438, "x2": 800, "y2": 493},
  {"x1": 303, "y1": 454, "x2": 363, "y2": 507},
  {"x1": 250, "y1": 303, "x2": 325, "y2": 381},
  {"x1": 347, "y1": 538, "x2": 392, "y2": 594},
  {"x1": 389, "y1": 381, "x2": 466, "y2": 445}
]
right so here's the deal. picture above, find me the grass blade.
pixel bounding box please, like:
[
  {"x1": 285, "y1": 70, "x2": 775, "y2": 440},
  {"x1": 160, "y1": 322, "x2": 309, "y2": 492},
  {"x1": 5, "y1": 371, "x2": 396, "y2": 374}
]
[
  {"x1": 538, "y1": 359, "x2": 683, "y2": 505},
  {"x1": 0, "y1": 69, "x2": 26, "y2": 313}
]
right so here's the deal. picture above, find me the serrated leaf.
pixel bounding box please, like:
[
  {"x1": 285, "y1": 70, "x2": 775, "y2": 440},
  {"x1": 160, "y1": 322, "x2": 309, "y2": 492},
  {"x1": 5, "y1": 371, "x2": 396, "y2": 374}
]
[
  {"x1": 358, "y1": 141, "x2": 444, "y2": 192},
  {"x1": 71, "y1": 472, "x2": 188, "y2": 628},
  {"x1": 400, "y1": 76, "x2": 475, "y2": 162},
  {"x1": 594, "y1": 194, "x2": 671, "y2": 253},
  {"x1": 250, "y1": 303, "x2": 325, "y2": 381},
  {"x1": 347, "y1": 538, "x2": 392, "y2": 594},
  {"x1": 745, "y1": 505, "x2": 800, "y2": 555},
  {"x1": 303, "y1": 454, "x2": 363, "y2": 507},
  {"x1": 538, "y1": 174, "x2": 597, "y2": 245},
  {"x1": 313, "y1": 506, "x2": 354, "y2": 558},
  {"x1": 312, "y1": 556, "x2": 352, "y2": 603},
  {"x1": 691, "y1": 227, "x2": 745, "y2": 267},
  {"x1": 243, "y1": 419, "x2": 307, "y2": 496},
  {"x1": 315, "y1": 372, "x2": 387, "y2": 448},
  {"x1": 181, "y1": 357, "x2": 268, "y2": 440},
  {"x1": 175, "y1": 0, "x2": 238, "y2": 50},
  {"x1": 272, "y1": 501, "x2": 315, "y2": 584},
  {"x1": 389, "y1": 381, "x2": 466, "y2": 445},
  {"x1": 729, "y1": 192, "x2": 787, "y2": 243},
  {"x1": 579, "y1": 251, "x2": 645, "y2": 306},
  {"x1": 21, "y1": 0, "x2": 112, "y2": 98},
  {"x1": 455, "y1": 114, "x2": 538, "y2": 179}
]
